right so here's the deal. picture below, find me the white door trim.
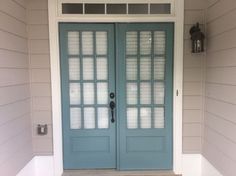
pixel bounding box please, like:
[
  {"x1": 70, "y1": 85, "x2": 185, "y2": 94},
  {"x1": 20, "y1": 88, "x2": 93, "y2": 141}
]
[{"x1": 48, "y1": 0, "x2": 184, "y2": 175}]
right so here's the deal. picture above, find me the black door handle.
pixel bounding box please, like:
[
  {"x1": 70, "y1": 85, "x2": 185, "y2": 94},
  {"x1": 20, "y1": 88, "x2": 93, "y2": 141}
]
[{"x1": 109, "y1": 101, "x2": 116, "y2": 123}]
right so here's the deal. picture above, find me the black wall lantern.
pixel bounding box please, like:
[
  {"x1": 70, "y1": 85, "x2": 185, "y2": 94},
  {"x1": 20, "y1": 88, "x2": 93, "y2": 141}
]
[{"x1": 190, "y1": 23, "x2": 205, "y2": 53}]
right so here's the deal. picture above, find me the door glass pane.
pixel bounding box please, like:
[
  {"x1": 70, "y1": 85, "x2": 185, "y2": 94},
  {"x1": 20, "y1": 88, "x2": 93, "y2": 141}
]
[
  {"x1": 96, "y1": 32, "x2": 107, "y2": 55},
  {"x1": 68, "y1": 31, "x2": 79, "y2": 55},
  {"x1": 70, "y1": 83, "x2": 80, "y2": 105},
  {"x1": 98, "y1": 107, "x2": 109, "y2": 129},
  {"x1": 127, "y1": 83, "x2": 137, "y2": 105},
  {"x1": 84, "y1": 107, "x2": 95, "y2": 129},
  {"x1": 140, "y1": 57, "x2": 151, "y2": 80},
  {"x1": 154, "y1": 57, "x2": 165, "y2": 80},
  {"x1": 96, "y1": 57, "x2": 108, "y2": 80},
  {"x1": 154, "y1": 31, "x2": 166, "y2": 55},
  {"x1": 154, "y1": 82, "x2": 165, "y2": 104},
  {"x1": 140, "y1": 31, "x2": 151, "y2": 55},
  {"x1": 140, "y1": 108, "x2": 151, "y2": 129},
  {"x1": 126, "y1": 32, "x2": 137, "y2": 55},
  {"x1": 126, "y1": 57, "x2": 137, "y2": 80},
  {"x1": 154, "y1": 107, "x2": 164, "y2": 128},
  {"x1": 140, "y1": 83, "x2": 151, "y2": 104},
  {"x1": 83, "y1": 57, "x2": 94, "y2": 80},
  {"x1": 127, "y1": 108, "x2": 138, "y2": 129},
  {"x1": 83, "y1": 83, "x2": 94, "y2": 104},
  {"x1": 70, "y1": 108, "x2": 81, "y2": 129},
  {"x1": 69, "y1": 58, "x2": 80, "y2": 80},
  {"x1": 82, "y1": 31, "x2": 93, "y2": 55},
  {"x1": 97, "y1": 83, "x2": 108, "y2": 104}
]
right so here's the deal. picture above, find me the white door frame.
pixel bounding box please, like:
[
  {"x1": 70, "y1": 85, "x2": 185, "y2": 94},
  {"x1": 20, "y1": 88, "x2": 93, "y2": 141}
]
[{"x1": 48, "y1": 1, "x2": 184, "y2": 175}]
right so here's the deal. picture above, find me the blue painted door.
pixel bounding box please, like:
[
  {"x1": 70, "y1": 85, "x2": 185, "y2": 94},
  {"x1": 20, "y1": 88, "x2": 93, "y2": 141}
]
[
  {"x1": 60, "y1": 23, "x2": 173, "y2": 170},
  {"x1": 60, "y1": 23, "x2": 116, "y2": 169},
  {"x1": 117, "y1": 23, "x2": 174, "y2": 170}
]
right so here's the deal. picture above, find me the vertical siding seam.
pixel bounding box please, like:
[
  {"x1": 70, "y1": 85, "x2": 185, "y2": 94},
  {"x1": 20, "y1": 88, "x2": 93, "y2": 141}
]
[
  {"x1": 201, "y1": 2, "x2": 207, "y2": 154},
  {"x1": 26, "y1": 1, "x2": 35, "y2": 154}
]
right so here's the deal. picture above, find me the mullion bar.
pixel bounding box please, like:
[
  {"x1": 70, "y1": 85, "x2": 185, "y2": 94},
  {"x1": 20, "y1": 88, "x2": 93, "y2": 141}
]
[
  {"x1": 127, "y1": 104, "x2": 165, "y2": 108},
  {"x1": 69, "y1": 80, "x2": 107, "y2": 83},
  {"x1": 151, "y1": 31, "x2": 155, "y2": 128},
  {"x1": 137, "y1": 31, "x2": 141, "y2": 129},
  {"x1": 93, "y1": 31, "x2": 98, "y2": 129},
  {"x1": 79, "y1": 31, "x2": 84, "y2": 129},
  {"x1": 80, "y1": 54, "x2": 107, "y2": 57},
  {"x1": 126, "y1": 54, "x2": 165, "y2": 58}
]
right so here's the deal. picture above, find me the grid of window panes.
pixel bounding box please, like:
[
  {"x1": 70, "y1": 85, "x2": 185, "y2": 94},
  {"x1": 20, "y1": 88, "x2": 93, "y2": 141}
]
[
  {"x1": 126, "y1": 31, "x2": 166, "y2": 129},
  {"x1": 62, "y1": 3, "x2": 171, "y2": 15},
  {"x1": 67, "y1": 31, "x2": 109, "y2": 129}
]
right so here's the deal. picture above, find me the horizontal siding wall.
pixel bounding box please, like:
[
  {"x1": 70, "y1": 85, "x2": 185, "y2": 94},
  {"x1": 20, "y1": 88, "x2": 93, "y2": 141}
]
[
  {"x1": 183, "y1": 0, "x2": 206, "y2": 153},
  {"x1": 27, "y1": 0, "x2": 53, "y2": 155},
  {"x1": 203, "y1": 0, "x2": 236, "y2": 175},
  {"x1": 0, "y1": 0, "x2": 33, "y2": 175}
]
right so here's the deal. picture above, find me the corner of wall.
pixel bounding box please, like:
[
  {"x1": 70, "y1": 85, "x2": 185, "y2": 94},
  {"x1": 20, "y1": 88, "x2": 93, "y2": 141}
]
[{"x1": 202, "y1": 156, "x2": 223, "y2": 176}]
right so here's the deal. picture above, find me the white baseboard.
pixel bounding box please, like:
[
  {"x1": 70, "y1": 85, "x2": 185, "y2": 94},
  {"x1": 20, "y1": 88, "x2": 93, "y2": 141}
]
[
  {"x1": 182, "y1": 154, "x2": 223, "y2": 176},
  {"x1": 16, "y1": 156, "x2": 54, "y2": 176},
  {"x1": 17, "y1": 155, "x2": 222, "y2": 176},
  {"x1": 182, "y1": 154, "x2": 202, "y2": 176}
]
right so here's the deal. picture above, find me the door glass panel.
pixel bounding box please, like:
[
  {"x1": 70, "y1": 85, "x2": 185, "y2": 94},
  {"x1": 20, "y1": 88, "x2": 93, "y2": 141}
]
[
  {"x1": 70, "y1": 108, "x2": 81, "y2": 129},
  {"x1": 69, "y1": 58, "x2": 80, "y2": 80},
  {"x1": 126, "y1": 32, "x2": 138, "y2": 55},
  {"x1": 68, "y1": 31, "x2": 80, "y2": 55},
  {"x1": 83, "y1": 57, "x2": 94, "y2": 80},
  {"x1": 154, "y1": 107, "x2": 164, "y2": 128},
  {"x1": 82, "y1": 31, "x2": 93, "y2": 55},
  {"x1": 127, "y1": 83, "x2": 137, "y2": 105},
  {"x1": 70, "y1": 83, "x2": 81, "y2": 105},
  {"x1": 127, "y1": 108, "x2": 138, "y2": 129},
  {"x1": 140, "y1": 83, "x2": 151, "y2": 104},
  {"x1": 126, "y1": 57, "x2": 137, "y2": 80},
  {"x1": 84, "y1": 107, "x2": 95, "y2": 129},
  {"x1": 125, "y1": 30, "x2": 167, "y2": 130},
  {"x1": 96, "y1": 32, "x2": 107, "y2": 55},
  {"x1": 154, "y1": 31, "x2": 166, "y2": 55},
  {"x1": 154, "y1": 56, "x2": 165, "y2": 80},
  {"x1": 140, "y1": 31, "x2": 151, "y2": 55},
  {"x1": 154, "y1": 82, "x2": 165, "y2": 104},
  {"x1": 98, "y1": 107, "x2": 109, "y2": 129},
  {"x1": 140, "y1": 108, "x2": 151, "y2": 129},
  {"x1": 97, "y1": 83, "x2": 108, "y2": 104},
  {"x1": 83, "y1": 83, "x2": 94, "y2": 104},
  {"x1": 96, "y1": 57, "x2": 108, "y2": 80},
  {"x1": 140, "y1": 57, "x2": 151, "y2": 80}
]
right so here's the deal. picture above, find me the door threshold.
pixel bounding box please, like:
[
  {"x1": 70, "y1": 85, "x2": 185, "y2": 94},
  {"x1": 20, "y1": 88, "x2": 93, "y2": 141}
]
[{"x1": 63, "y1": 169, "x2": 181, "y2": 176}]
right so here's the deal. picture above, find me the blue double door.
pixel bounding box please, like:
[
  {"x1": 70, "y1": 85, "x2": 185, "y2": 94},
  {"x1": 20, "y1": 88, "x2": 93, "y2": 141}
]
[{"x1": 60, "y1": 23, "x2": 173, "y2": 170}]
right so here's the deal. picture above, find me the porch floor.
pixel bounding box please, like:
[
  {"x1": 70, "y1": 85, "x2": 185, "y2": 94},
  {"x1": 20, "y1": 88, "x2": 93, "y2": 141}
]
[{"x1": 63, "y1": 170, "x2": 181, "y2": 176}]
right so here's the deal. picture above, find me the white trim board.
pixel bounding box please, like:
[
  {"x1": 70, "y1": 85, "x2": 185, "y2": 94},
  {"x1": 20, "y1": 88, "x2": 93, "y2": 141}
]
[
  {"x1": 182, "y1": 154, "x2": 223, "y2": 176},
  {"x1": 16, "y1": 156, "x2": 54, "y2": 176},
  {"x1": 48, "y1": 0, "x2": 184, "y2": 175},
  {"x1": 16, "y1": 155, "x2": 223, "y2": 176}
]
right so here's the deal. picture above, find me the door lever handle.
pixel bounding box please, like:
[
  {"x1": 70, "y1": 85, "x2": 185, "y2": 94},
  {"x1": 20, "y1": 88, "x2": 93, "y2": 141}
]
[{"x1": 109, "y1": 101, "x2": 116, "y2": 123}]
